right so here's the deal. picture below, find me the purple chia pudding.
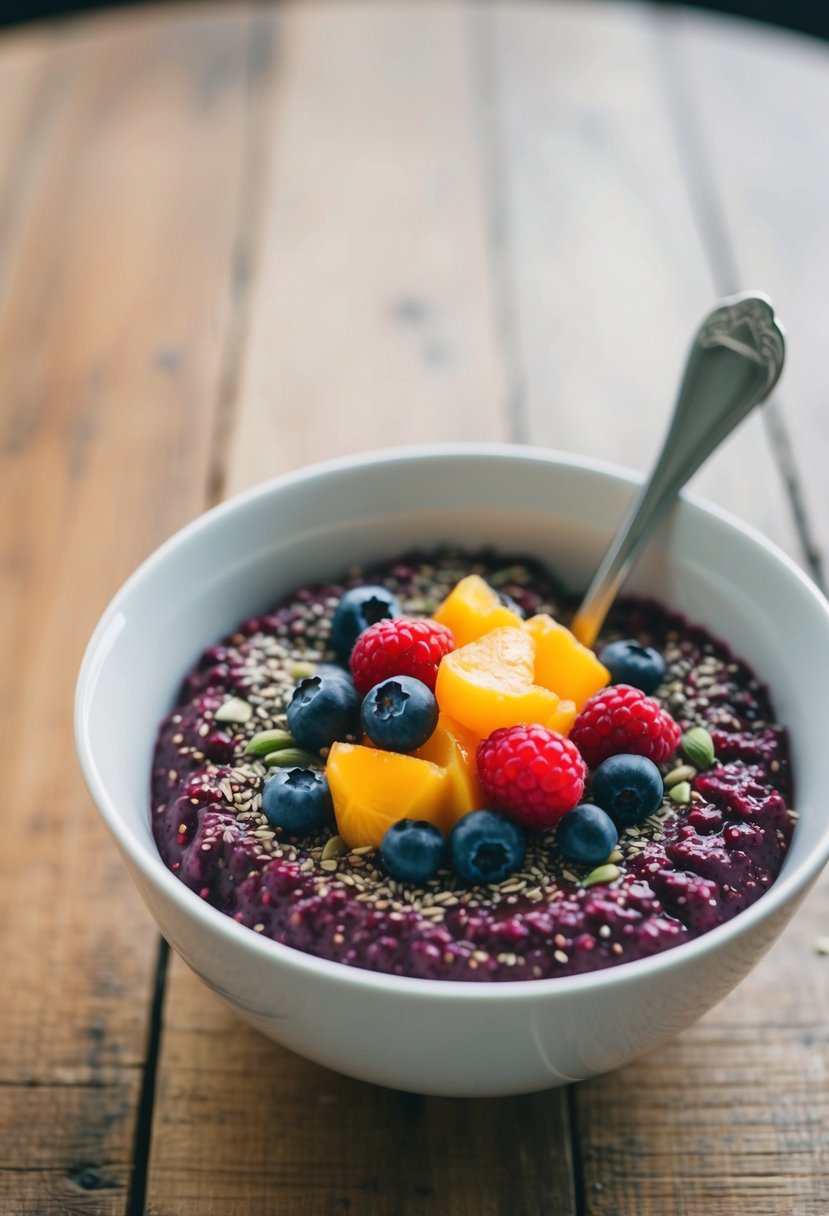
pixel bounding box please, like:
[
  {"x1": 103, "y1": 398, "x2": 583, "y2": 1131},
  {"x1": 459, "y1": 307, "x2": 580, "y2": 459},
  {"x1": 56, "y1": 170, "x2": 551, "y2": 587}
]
[{"x1": 151, "y1": 550, "x2": 794, "y2": 982}]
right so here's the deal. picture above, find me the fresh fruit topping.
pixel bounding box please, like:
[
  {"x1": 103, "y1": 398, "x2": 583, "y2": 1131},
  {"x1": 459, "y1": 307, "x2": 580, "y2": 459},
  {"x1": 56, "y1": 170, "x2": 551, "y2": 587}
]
[
  {"x1": 476, "y1": 724, "x2": 586, "y2": 830},
  {"x1": 569, "y1": 684, "x2": 681, "y2": 768},
  {"x1": 546, "y1": 699, "x2": 578, "y2": 737},
  {"x1": 315, "y1": 662, "x2": 355, "y2": 684},
  {"x1": 681, "y1": 725, "x2": 716, "y2": 771},
  {"x1": 448, "y1": 809, "x2": 526, "y2": 885},
  {"x1": 497, "y1": 590, "x2": 526, "y2": 619},
  {"x1": 262, "y1": 768, "x2": 334, "y2": 835},
  {"x1": 599, "y1": 638, "x2": 666, "y2": 694},
  {"x1": 349, "y1": 617, "x2": 455, "y2": 695},
  {"x1": 331, "y1": 585, "x2": 401, "y2": 661},
  {"x1": 380, "y1": 819, "x2": 445, "y2": 883},
  {"x1": 326, "y1": 742, "x2": 450, "y2": 847},
  {"x1": 590, "y1": 753, "x2": 664, "y2": 827},
  {"x1": 361, "y1": 676, "x2": 439, "y2": 753},
  {"x1": 432, "y1": 574, "x2": 523, "y2": 647},
  {"x1": 524, "y1": 614, "x2": 610, "y2": 710},
  {"x1": 414, "y1": 715, "x2": 484, "y2": 826},
  {"x1": 435, "y1": 626, "x2": 562, "y2": 738},
  {"x1": 286, "y1": 672, "x2": 361, "y2": 753},
  {"x1": 556, "y1": 804, "x2": 619, "y2": 866}
]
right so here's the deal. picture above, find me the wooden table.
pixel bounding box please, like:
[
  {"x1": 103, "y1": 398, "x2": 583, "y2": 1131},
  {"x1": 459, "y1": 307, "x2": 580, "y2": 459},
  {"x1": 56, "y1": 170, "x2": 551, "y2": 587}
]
[{"x1": 2, "y1": 1, "x2": 828, "y2": 1211}]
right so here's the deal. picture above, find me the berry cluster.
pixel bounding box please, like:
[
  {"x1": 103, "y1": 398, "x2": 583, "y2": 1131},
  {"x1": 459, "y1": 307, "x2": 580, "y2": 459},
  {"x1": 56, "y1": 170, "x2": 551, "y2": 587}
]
[{"x1": 263, "y1": 582, "x2": 684, "y2": 893}]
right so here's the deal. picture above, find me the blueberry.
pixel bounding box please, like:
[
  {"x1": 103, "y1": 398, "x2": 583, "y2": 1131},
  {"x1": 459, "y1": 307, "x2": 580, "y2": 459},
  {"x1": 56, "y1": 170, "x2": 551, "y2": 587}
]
[
  {"x1": 361, "y1": 676, "x2": 438, "y2": 753},
  {"x1": 315, "y1": 662, "x2": 353, "y2": 683},
  {"x1": 449, "y1": 809, "x2": 526, "y2": 885},
  {"x1": 286, "y1": 672, "x2": 361, "y2": 752},
  {"x1": 600, "y1": 638, "x2": 666, "y2": 694},
  {"x1": 591, "y1": 753, "x2": 664, "y2": 828},
  {"x1": 262, "y1": 768, "x2": 334, "y2": 836},
  {"x1": 556, "y1": 803, "x2": 618, "y2": 866},
  {"x1": 380, "y1": 819, "x2": 445, "y2": 883},
  {"x1": 332, "y1": 585, "x2": 400, "y2": 662}
]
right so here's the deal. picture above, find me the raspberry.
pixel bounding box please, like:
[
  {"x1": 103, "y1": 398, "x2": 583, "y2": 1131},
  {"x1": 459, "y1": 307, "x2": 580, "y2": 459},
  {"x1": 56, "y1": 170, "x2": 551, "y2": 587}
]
[
  {"x1": 349, "y1": 617, "x2": 456, "y2": 696},
  {"x1": 569, "y1": 684, "x2": 681, "y2": 769},
  {"x1": 477, "y1": 725, "x2": 586, "y2": 830}
]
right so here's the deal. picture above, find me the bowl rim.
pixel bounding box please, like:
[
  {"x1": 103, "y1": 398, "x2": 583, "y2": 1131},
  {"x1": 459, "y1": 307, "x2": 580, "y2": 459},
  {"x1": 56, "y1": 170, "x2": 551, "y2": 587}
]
[{"x1": 75, "y1": 441, "x2": 829, "y2": 1001}]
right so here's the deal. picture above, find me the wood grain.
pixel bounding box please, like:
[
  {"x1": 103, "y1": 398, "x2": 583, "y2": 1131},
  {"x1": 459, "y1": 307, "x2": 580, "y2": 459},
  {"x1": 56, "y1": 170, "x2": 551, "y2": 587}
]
[
  {"x1": 3, "y1": 1, "x2": 827, "y2": 1212},
  {"x1": 575, "y1": 890, "x2": 829, "y2": 1215},
  {"x1": 149, "y1": 3, "x2": 829, "y2": 1213},
  {"x1": 566, "y1": 11, "x2": 829, "y2": 1213},
  {"x1": 224, "y1": 0, "x2": 508, "y2": 494},
  {"x1": 670, "y1": 10, "x2": 829, "y2": 565},
  {"x1": 148, "y1": 964, "x2": 574, "y2": 1216},
  {"x1": 482, "y1": 0, "x2": 799, "y2": 556},
  {"x1": 0, "y1": 6, "x2": 254, "y2": 1210},
  {"x1": 146, "y1": 3, "x2": 574, "y2": 1213}
]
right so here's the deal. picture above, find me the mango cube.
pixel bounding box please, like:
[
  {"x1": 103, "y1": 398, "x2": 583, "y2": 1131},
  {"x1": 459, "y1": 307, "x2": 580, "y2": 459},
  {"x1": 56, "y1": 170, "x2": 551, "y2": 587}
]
[
  {"x1": 326, "y1": 742, "x2": 450, "y2": 848},
  {"x1": 432, "y1": 574, "x2": 523, "y2": 648},
  {"x1": 524, "y1": 613, "x2": 610, "y2": 711},
  {"x1": 547, "y1": 699, "x2": 577, "y2": 737},
  {"x1": 435, "y1": 626, "x2": 563, "y2": 739},
  {"x1": 415, "y1": 714, "x2": 484, "y2": 826}
]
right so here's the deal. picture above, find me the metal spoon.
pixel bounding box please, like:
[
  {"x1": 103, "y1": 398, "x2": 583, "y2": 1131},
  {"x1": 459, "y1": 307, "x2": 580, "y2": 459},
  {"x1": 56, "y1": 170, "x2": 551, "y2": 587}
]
[{"x1": 570, "y1": 291, "x2": 785, "y2": 649}]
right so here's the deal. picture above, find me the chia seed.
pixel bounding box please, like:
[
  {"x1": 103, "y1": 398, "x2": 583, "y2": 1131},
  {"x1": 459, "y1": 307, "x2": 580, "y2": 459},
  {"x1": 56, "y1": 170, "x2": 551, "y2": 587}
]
[{"x1": 151, "y1": 548, "x2": 794, "y2": 983}]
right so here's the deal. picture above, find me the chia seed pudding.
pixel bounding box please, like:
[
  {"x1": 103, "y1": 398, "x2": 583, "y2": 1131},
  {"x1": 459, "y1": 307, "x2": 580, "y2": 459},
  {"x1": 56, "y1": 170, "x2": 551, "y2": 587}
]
[{"x1": 151, "y1": 551, "x2": 794, "y2": 982}]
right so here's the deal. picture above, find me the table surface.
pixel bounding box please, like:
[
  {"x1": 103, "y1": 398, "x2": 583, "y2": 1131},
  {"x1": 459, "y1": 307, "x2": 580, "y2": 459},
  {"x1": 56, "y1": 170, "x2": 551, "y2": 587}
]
[{"x1": 2, "y1": 1, "x2": 829, "y2": 1212}]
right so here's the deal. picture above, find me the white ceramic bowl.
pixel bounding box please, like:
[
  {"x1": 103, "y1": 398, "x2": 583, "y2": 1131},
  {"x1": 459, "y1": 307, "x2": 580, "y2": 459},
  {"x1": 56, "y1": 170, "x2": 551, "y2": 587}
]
[{"x1": 75, "y1": 445, "x2": 829, "y2": 1097}]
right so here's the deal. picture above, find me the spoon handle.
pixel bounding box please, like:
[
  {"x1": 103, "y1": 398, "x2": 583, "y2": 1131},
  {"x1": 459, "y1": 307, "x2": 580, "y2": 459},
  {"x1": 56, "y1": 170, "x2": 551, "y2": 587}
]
[{"x1": 571, "y1": 292, "x2": 785, "y2": 649}]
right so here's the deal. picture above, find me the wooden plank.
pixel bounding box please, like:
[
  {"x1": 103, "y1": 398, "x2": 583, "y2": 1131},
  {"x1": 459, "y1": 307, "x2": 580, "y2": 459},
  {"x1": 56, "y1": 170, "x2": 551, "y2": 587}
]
[
  {"x1": 669, "y1": 10, "x2": 829, "y2": 565},
  {"x1": 538, "y1": 9, "x2": 829, "y2": 1213},
  {"x1": 147, "y1": 3, "x2": 575, "y2": 1213},
  {"x1": 223, "y1": 0, "x2": 508, "y2": 494},
  {"x1": 575, "y1": 895, "x2": 829, "y2": 1215},
  {"x1": 0, "y1": 26, "x2": 52, "y2": 290},
  {"x1": 0, "y1": 5, "x2": 254, "y2": 1211},
  {"x1": 483, "y1": 0, "x2": 800, "y2": 556},
  {"x1": 148, "y1": 964, "x2": 573, "y2": 1216}
]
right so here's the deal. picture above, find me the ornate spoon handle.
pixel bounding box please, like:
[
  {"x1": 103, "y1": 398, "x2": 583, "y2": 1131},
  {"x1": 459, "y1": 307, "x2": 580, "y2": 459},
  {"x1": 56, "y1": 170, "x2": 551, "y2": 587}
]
[{"x1": 571, "y1": 292, "x2": 785, "y2": 649}]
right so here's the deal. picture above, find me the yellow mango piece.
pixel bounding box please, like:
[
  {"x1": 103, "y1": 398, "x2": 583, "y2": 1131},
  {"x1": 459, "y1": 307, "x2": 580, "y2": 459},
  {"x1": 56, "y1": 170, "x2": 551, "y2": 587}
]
[
  {"x1": 546, "y1": 699, "x2": 577, "y2": 737},
  {"x1": 524, "y1": 614, "x2": 610, "y2": 712},
  {"x1": 415, "y1": 714, "x2": 484, "y2": 826},
  {"x1": 435, "y1": 627, "x2": 562, "y2": 739},
  {"x1": 432, "y1": 574, "x2": 523, "y2": 648},
  {"x1": 326, "y1": 742, "x2": 450, "y2": 848}
]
